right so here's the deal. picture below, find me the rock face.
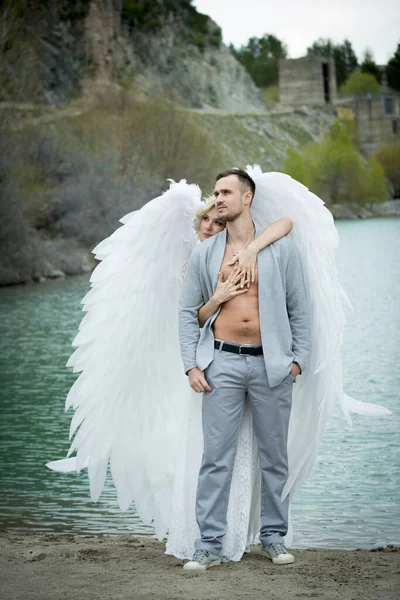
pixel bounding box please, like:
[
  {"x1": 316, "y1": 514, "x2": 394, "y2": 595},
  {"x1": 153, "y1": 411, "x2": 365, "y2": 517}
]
[
  {"x1": 1, "y1": 0, "x2": 263, "y2": 111},
  {"x1": 330, "y1": 199, "x2": 400, "y2": 219},
  {"x1": 126, "y1": 36, "x2": 264, "y2": 111},
  {"x1": 84, "y1": 0, "x2": 264, "y2": 110}
]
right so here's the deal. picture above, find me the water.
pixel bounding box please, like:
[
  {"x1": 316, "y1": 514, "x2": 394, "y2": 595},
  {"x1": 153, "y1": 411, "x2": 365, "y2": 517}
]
[{"x1": 0, "y1": 218, "x2": 399, "y2": 548}]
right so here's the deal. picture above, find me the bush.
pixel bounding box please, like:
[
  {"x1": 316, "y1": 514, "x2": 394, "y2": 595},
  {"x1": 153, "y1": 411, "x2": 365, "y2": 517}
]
[
  {"x1": 284, "y1": 122, "x2": 388, "y2": 204},
  {"x1": 121, "y1": 0, "x2": 221, "y2": 50},
  {"x1": 0, "y1": 97, "x2": 226, "y2": 283},
  {"x1": 0, "y1": 177, "x2": 54, "y2": 284},
  {"x1": 374, "y1": 144, "x2": 400, "y2": 198},
  {"x1": 0, "y1": 1, "x2": 43, "y2": 101},
  {"x1": 264, "y1": 85, "x2": 279, "y2": 106},
  {"x1": 340, "y1": 71, "x2": 380, "y2": 96},
  {"x1": 313, "y1": 122, "x2": 365, "y2": 203},
  {"x1": 37, "y1": 98, "x2": 223, "y2": 243},
  {"x1": 362, "y1": 157, "x2": 387, "y2": 204},
  {"x1": 283, "y1": 147, "x2": 311, "y2": 188}
]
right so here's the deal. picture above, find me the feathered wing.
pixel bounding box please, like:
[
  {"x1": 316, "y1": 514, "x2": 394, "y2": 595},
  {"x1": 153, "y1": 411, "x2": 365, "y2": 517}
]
[
  {"x1": 47, "y1": 180, "x2": 202, "y2": 539},
  {"x1": 246, "y1": 166, "x2": 391, "y2": 502}
]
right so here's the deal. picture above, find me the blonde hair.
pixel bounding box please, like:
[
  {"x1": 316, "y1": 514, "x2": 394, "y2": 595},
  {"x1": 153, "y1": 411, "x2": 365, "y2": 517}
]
[{"x1": 193, "y1": 196, "x2": 217, "y2": 238}]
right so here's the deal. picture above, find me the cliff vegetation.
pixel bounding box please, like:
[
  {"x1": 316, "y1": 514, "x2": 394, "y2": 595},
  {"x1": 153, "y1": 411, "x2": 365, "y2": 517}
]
[{"x1": 0, "y1": 1, "x2": 398, "y2": 287}]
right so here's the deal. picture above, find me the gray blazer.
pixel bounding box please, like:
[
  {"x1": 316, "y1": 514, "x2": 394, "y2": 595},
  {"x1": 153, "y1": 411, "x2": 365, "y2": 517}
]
[{"x1": 179, "y1": 226, "x2": 311, "y2": 387}]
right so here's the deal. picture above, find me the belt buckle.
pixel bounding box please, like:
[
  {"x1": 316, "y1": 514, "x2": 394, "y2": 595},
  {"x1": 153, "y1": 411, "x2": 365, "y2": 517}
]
[{"x1": 238, "y1": 345, "x2": 244, "y2": 355}]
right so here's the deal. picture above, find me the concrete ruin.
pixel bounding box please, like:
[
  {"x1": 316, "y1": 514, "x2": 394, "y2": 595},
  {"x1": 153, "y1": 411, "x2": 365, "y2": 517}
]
[
  {"x1": 338, "y1": 92, "x2": 400, "y2": 155},
  {"x1": 279, "y1": 55, "x2": 337, "y2": 106}
]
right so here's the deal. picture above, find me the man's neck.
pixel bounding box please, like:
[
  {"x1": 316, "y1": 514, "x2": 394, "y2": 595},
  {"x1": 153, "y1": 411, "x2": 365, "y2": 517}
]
[{"x1": 226, "y1": 213, "x2": 254, "y2": 246}]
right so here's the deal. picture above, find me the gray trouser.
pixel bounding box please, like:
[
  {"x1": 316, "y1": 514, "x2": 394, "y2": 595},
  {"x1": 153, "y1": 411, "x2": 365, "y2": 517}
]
[{"x1": 195, "y1": 348, "x2": 293, "y2": 554}]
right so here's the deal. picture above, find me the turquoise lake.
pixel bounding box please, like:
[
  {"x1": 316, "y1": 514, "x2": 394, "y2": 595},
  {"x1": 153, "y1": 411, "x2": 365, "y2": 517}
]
[{"x1": 0, "y1": 218, "x2": 399, "y2": 548}]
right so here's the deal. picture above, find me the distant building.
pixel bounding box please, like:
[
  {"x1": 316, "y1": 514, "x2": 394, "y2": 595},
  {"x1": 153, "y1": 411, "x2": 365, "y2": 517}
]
[
  {"x1": 338, "y1": 92, "x2": 400, "y2": 155},
  {"x1": 278, "y1": 56, "x2": 400, "y2": 154},
  {"x1": 279, "y1": 55, "x2": 337, "y2": 106}
]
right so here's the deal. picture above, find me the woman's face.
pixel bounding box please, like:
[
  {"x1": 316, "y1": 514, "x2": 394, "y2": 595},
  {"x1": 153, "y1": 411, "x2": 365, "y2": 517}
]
[{"x1": 199, "y1": 206, "x2": 225, "y2": 241}]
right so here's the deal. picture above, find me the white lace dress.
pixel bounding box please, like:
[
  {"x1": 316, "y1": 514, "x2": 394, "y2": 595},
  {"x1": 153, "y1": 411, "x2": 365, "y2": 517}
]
[{"x1": 166, "y1": 389, "x2": 262, "y2": 561}]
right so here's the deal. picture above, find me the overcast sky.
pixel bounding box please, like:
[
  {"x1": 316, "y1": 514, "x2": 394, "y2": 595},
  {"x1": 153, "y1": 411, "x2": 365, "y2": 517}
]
[{"x1": 193, "y1": 0, "x2": 399, "y2": 65}]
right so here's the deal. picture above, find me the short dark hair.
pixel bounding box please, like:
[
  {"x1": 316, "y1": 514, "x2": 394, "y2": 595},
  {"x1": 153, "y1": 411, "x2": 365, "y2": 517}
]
[{"x1": 215, "y1": 168, "x2": 256, "y2": 199}]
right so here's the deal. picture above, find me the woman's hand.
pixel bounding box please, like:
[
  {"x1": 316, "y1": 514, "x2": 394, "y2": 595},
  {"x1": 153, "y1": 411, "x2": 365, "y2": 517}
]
[
  {"x1": 227, "y1": 245, "x2": 258, "y2": 288},
  {"x1": 213, "y1": 268, "x2": 250, "y2": 304},
  {"x1": 197, "y1": 267, "x2": 249, "y2": 328},
  {"x1": 226, "y1": 218, "x2": 294, "y2": 287}
]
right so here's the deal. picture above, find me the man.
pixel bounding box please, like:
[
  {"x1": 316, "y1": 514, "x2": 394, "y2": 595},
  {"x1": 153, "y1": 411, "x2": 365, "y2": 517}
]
[{"x1": 179, "y1": 168, "x2": 311, "y2": 571}]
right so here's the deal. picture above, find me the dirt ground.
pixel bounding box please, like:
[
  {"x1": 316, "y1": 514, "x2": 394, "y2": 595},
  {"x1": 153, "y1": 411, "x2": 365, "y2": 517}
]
[{"x1": 1, "y1": 532, "x2": 399, "y2": 600}]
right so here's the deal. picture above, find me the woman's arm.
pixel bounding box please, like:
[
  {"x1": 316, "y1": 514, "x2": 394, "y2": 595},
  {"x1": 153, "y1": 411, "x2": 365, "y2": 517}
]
[
  {"x1": 249, "y1": 218, "x2": 293, "y2": 255},
  {"x1": 229, "y1": 218, "x2": 293, "y2": 286},
  {"x1": 198, "y1": 268, "x2": 249, "y2": 328}
]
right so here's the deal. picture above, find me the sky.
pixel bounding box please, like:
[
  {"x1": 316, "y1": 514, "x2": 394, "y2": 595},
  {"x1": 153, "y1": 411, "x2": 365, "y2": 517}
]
[{"x1": 193, "y1": 0, "x2": 399, "y2": 65}]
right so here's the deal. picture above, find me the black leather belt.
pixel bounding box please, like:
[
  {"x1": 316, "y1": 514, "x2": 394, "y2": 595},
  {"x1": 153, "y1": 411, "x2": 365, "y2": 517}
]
[{"x1": 214, "y1": 340, "x2": 263, "y2": 356}]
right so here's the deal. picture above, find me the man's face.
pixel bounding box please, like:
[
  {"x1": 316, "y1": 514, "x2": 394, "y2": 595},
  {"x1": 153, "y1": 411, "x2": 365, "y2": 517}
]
[{"x1": 213, "y1": 174, "x2": 251, "y2": 222}]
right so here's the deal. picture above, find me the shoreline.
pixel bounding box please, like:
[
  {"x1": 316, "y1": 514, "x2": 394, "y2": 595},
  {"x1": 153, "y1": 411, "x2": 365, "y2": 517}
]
[
  {"x1": 1, "y1": 206, "x2": 399, "y2": 289},
  {"x1": 330, "y1": 199, "x2": 400, "y2": 220},
  {"x1": 2, "y1": 532, "x2": 399, "y2": 600}
]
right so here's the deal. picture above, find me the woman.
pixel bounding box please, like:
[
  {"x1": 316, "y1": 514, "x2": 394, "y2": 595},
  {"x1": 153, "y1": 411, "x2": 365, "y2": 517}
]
[
  {"x1": 48, "y1": 169, "x2": 390, "y2": 561},
  {"x1": 48, "y1": 182, "x2": 293, "y2": 562}
]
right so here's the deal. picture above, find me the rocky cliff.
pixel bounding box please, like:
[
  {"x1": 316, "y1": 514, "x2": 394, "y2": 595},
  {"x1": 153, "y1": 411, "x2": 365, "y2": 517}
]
[
  {"x1": 1, "y1": 0, "x2": 263, "y2": 111},
  {"x1": 1, "y1": 1, "x2": 396, "y2": 288}
]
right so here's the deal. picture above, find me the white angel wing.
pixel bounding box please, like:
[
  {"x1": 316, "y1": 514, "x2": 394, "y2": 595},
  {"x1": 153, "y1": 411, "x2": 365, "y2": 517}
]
[
  {"x1": 47, "y1": 180, "x2": 202, "y2": 539},
  {"x1": 246, "y1": 166, "x2": 391, "y2": 501}
]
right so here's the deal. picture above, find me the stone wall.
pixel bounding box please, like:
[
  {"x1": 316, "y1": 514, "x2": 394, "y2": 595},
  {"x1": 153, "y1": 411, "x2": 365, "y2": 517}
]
[
  {"x1": 279, "y1": 56, "x2": 337, "y2": 106},
  {"x1": 352, "y1": 94, "x2": 400, "y2": 155}
]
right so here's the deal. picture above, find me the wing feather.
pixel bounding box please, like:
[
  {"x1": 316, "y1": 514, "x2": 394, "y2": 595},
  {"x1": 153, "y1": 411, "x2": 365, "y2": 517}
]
[
  {"x1": 48, "y1": 180, "x2": 202, "y2": 538},
  {"x1": 246, "y1": 166, "x2": 391, "y2": 501}
]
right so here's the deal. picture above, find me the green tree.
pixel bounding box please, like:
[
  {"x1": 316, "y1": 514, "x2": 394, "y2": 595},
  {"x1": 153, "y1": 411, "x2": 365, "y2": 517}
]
[
  {"x1": 360, "y1": 49, "x2": 382, "y2": 84},
  {"x1": 283, "y1": 148, "x2": 310, "y2": 187},
  {"x1": 314, "y1": 122, "x2": 365, "y2": 203},
  {"x1": 386, "y1": 43, "x2": 400, "y2": 91},
  {"x1": 340, "y1": 71, "x2": 380, "y2": 96},
  {"x1": 230, "y1": 34, "x2": 288, "y2": 88},
  {"x1": 307, "y1": 38, "x2": 358, "y2": 87},
  {"x1": 307, "y1": 38, "x2": 335, "y2": 59},
  {"x1": 374, "y1": 144, "x2": 400, "y2": 197},
  {"x1": 337, "y1": 40, "x2": 359, "y2": 87},
  {"x1": 362, "y1": 157, "x2": 387, "y2": 203},
  {"x1": 264, "y1": 84, "x2": 279, "y2": 105},
  {"x1": 284, "y1": 122, "x2": 388, "y2": 204}
]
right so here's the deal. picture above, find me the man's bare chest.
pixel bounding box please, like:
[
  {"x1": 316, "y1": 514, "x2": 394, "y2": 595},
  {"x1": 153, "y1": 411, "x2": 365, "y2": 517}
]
[{"x1": 219, "y1": 249, "x2": 258, "y2": 285}]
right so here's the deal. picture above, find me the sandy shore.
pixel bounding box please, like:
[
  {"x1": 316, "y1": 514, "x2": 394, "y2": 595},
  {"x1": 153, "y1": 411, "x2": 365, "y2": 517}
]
[{"x1": 1, "y1": 532, "x2": 399, "y2": 600}]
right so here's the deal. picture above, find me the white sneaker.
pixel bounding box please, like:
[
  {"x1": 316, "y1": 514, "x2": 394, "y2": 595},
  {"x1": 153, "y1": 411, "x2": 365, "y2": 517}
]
[
  {"x1": 183, "y1": 549, "x2": 221, "y2": 572},
  {"x1": 263, "y1": 542, "x2": 294, "y2": 565}
]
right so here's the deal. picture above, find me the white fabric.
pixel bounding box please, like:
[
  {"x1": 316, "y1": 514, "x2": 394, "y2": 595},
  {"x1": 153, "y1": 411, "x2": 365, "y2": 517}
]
[
  {"x1": 47, "y1": 169, "x2": 391, "y2": 560},
  {"x1": 246, "y1": 167, "x2": 391, "y2": 505},
  {"x1": 166, "y1": 395, "x2": 261, "y2": 560}
]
